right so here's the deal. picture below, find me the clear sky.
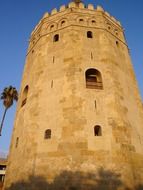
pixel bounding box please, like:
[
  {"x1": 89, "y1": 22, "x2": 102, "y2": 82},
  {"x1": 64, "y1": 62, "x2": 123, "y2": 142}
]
[{"x1": 0, "y1": 0, "x2": 143, "y2": 156}]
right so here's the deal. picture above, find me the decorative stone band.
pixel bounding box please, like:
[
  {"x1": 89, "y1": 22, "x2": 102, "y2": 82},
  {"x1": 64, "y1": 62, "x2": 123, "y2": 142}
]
[
  {"x1": 27, "y1": 2, "x2": 124, "y2": 54},
  {"x1": 32, "y1": 2, "x2": 121, "y2": 36}
]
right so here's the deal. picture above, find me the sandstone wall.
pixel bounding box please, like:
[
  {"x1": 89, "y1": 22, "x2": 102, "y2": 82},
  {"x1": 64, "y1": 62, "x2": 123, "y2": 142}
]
[{"x1": 4, "y1": 2, "x2": 143, "y2": 190}]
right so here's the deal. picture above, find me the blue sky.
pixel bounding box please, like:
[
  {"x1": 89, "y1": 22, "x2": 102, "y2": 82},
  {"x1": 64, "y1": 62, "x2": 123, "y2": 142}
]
[{"x1": 0, "y1": 0, "x2": 143, "y2": 155}]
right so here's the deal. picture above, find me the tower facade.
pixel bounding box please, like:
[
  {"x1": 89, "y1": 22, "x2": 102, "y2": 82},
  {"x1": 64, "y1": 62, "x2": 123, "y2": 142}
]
[{"x1": 4, "y1": 1, "x2": 143, "y2": 190}]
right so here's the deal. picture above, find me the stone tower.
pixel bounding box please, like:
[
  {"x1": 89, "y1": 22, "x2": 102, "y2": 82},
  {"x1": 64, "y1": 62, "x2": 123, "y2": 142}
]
[{"x1": 4, "y1": 1, "x2": 143, "y2": 190}]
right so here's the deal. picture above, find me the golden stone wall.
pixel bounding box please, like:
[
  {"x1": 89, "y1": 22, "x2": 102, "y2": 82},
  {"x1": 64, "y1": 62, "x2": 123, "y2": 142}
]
[{"x1": 4, "y1": 2, "x2": 143, "y2": 190}]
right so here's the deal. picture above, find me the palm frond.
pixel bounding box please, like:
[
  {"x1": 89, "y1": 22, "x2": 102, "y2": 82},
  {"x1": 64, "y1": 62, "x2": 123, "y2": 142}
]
[
  {"x1": 0, "y1": 85, "x2": 18, "y2": 136},
  {"x1": 0, "y1": 86, "x2": 18, "y2": 108}
]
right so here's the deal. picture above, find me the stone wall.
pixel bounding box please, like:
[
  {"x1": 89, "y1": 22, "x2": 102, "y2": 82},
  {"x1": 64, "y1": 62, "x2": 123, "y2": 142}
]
[{"x1": 4, "y1": 2, "x2": 143, "y2": 190}]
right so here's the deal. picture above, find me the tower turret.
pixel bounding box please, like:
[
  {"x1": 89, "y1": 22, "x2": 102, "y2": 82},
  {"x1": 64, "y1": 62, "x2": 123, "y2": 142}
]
[{"x1": 4, "y1": 1, "x2": 143, "y2": 190}]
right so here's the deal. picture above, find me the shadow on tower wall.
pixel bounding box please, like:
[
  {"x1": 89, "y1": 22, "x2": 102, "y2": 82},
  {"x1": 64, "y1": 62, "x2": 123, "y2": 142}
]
[{"x1": 5, "y1": 168, "x2": 143, "y2": 190}]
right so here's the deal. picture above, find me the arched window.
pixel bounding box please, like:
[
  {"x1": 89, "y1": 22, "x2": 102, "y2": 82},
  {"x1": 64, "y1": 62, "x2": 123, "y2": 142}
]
[
  {"x1": 116, "y1": 41, "x2": 119, "y2": 47},
  {"x1": 61, "y1": 20, "x2": 66, "y2": 27},
  {"x1": 44, "y1": 129, "x2": 51, "y2": 139},
  {"x1": 114, "y1": 29, "x2": 118, "y2": 36},
  {"x1": 94, "y1": 125, "x2": 102, "y2": 136},
  {"x1": 87, "y1": 31, "x2": 93, "y2": 38},
  {"x1": 85, "y1": 68, "x2": 103, "y2": 89},
  {"x1": 107, "y1": 23, "x2": 111, "y2": 30},
  {"x1": 53, "y1": 34, "x2": 59, "y2": 42},
  {"x1": 50, "y1": 25, "x2": 54, "y2": 31},
  {"x1": 21, "y1": 85, "x2": 29, "y2": 107},
  {"x1": 91, "y1": 20, "x2": 96, "y2": 24}
]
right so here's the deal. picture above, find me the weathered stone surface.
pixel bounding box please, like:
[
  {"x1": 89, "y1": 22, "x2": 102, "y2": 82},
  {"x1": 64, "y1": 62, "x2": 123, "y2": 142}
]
[{"x1": 4, "y1": 2, "x2": 143, "y2": 190}]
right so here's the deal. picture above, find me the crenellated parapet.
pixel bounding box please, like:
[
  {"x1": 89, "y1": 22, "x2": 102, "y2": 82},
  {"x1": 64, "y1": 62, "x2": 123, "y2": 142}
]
[
  {"x1": 28, "y1": 1, "x2": 124, "y2": 53},
  {"x1": 4, "y1": 1, "x2": 143, "y2": 190}
]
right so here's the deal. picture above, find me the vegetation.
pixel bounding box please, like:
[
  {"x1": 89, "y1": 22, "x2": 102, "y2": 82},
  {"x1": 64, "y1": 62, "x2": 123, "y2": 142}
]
[{"x1": 0, "y1": 86, "x2": 18, "y2": 136}]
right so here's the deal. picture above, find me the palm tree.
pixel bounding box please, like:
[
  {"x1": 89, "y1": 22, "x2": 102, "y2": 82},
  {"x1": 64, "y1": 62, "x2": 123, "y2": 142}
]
[{"x1": 0, "y1": 86, "x2": 18, "y2": 136}]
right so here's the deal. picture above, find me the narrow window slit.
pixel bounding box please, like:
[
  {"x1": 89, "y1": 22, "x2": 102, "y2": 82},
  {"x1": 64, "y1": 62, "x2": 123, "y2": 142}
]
[
  {"x1": 94, "y1": 100, "x2": 96, "y2": 109},
  {"x1": 15, "y1": 137, "x2": 19, "y2": 148},
  {"x1": 51, "y1": 80, "x2": 53, "y2": 88},
  {"x1": 21, "y1": 85, "x2": 29, "y2": 107},
  {"x1": 53, "y1": 56, "x2": 55, "y2": 63},
  {"x1": 91, "y1": 52, "x2": 93, "y2": 60}
]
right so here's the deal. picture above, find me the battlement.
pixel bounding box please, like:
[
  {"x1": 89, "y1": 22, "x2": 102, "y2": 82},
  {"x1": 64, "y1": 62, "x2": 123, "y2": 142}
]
[
  {"x1": 28, "y1": 1, "x2": 124, "y2": 54},
  {"x1": 42, "y1": 2, "x2": 121, "y2": 26},
  {"x1": 31, "y1": 1, "x2": 122, "y2": 37}
]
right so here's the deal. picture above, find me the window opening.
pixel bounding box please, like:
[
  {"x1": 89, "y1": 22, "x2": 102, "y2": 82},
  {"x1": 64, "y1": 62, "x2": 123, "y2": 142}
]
[
  {"x1": 94, "y1": 100, "x2": 97, "y2": 109},
  {"x1": 53, "y1": 56, "x2": 55, "y2": 63},
  {"x1": 91, "y1": 52, "x2": 93, "y2": 59},
  {"x1": 116, "y1": 41, "x2": 119, "y2": 47},
  {"x1": 44, "y1": 129, "x2": 51, "y2": 139},
  {"x1": 91, "y1": 20, "x2": 96, "y2": 24},
  {"x1": 50, "y1": 25, "x2": 54, "y2": 30},
  {"x1": 85, "y1": 68, "x2": 103, "y2": 89},
  {"x1": 53, "y1": 34, "x2": 59, "y2": 42},
  {"x1": 51, "y1": 80, "x2": 53, "y2": 88},
  {"x1": 87, "y1": 31, "x2": 93, "y2": 38},
  {"x1": 94, "y1": 125, "x2": 102, "y2": 136},
  {"x1": 79, "y1": 19, "x2": 84, "y2": 22},
  {"x1": 21, "y1": 85, "x2": 29, "y2": 107},
  {"x1": 61, "y1": 20, "x2": 66, "y2": 26},
  {"x1": 15, "y1": 137, "x2": 19, "y2": 148},
  {"x1": 115, "y1": 29, "x2": 118, "y2": 36}
]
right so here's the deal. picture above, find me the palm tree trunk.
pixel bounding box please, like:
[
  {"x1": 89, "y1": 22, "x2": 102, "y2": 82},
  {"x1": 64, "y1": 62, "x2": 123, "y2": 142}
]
[{"x1": 0, "y1": 108, "x2": 8, "y2": 136}]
